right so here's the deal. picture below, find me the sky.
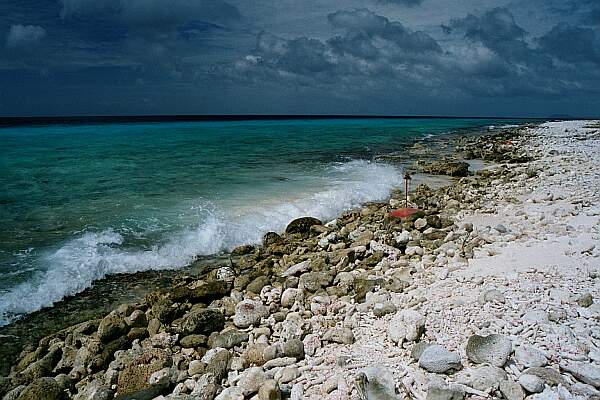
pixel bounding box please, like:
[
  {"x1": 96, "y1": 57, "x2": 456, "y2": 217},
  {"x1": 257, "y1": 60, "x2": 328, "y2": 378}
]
[{"x1": 1, "y1": 0, "x2": 600, "y2": 117}]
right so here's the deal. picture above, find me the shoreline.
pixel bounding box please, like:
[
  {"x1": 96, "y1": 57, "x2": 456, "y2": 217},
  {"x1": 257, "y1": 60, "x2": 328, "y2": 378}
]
[{"x1": 5, "y1": 120, "x2": 599, "y2": 400}]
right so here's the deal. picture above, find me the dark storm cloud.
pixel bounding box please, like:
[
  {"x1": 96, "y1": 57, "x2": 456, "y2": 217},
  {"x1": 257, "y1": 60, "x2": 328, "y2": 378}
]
[
  {"x1": 446, "y1": 8, "x2": 530, "y2": 61},
  {"x1": 2, "y1": 0, "x2": 600, "y2": 116},
  {"x1": 58, "y1": 0, "x2": 241, "y2": 29},
  {"x1": 538, "y1": 24, "x2": 600, "y2": 64}
]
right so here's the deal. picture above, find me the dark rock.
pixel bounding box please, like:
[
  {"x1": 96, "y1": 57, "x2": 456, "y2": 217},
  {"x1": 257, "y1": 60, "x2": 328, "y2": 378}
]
[
  {"x1": 298, "y1": 272, "x2": 332, "y2": 292},
  {"x1": 263, "y1": 232, "x2": 284, "y2": 247},
  {"x1": 285, "y1": 217, "x2": 322, "y2": 235},
  {"x1": 150, "y1": 298, "x2": 177, "y2": 324},
  {"x1": 205, "y1": 349, "x2": 231, "y2": 382},
  {"x1": 354, "y1": 277, "x2": 386, "y2": 303},
  {"x1": 423, "y1": 161, "x2": 470, "y2": 177},
  {"x1": 127, "y1": 327, "x2": 149, "y2": 341},
  {"x1": 16, "y1": 377, "x2": 61, "y2": 400},
  {"x1": 170, "y1": 279, "x2": 230, "y2": 304},
  {"x1": 98, "y1": 312, "x2": 128, "y2": 343},
  {"x1": 246, "y1": 276, "x2": 270, "y2": 294},
  {"x1": 282, "y1": 339, "x2": 305, "y2": 360},
  {"x1": 180, "y1": 334, "x2": 207, "y2": 348},
  {"x1": 208, "y1": 329, "x2": 249, "y2": 349},
  {"x1": 179, "y1": 309, "x2": 225, "y2": 336},
  {"x1": 232, "y1": 244, "x2": 256, "y2": 256}
]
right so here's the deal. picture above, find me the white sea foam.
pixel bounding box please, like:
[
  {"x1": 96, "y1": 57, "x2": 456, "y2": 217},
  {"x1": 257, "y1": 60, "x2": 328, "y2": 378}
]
[{"x1": 0, "y1": 160, "x2": 403, "y2": 326}]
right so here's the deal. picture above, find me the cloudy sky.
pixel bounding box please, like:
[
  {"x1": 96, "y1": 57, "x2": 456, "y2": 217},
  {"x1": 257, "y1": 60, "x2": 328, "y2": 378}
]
[{"x1": 1, "y1": 0, "x2": 600, "y2": 117}]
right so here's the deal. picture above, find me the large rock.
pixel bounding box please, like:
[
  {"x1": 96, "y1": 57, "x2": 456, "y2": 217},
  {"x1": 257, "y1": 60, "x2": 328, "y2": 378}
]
[
  {"x1": 423, "y1": 161, "x2": 470, "y2": 177},
  {"x1": 204, "y1": 349, "x2": 231, "y2": 382},
  {"x1": 560, "y1": 361, "x2": 600, "y2": 388},
  {"x1": 116, "y1": 349, "x2": 172, "y2": 397},
  {"x1": 16, "y1": 378, "x2": 61, "y2": 400},
  {"x1": 418, "y1": 345, "x2": 462, "y2": 373},
  {"x1": 97, "y1": 312, "x2": 127, "y2": 343},
  {"x1": 233, "y1": 300, "x2": 268, "y2": 328},
  {"x1": 387, "y1": 310, "x2": 425, "y2": 344},
  {"x1": 499, "y1": 380, "x2": 526, "y2": 400},
  {"x1": 171, "y1": 279, "x2": 230, "y2": 303},
  {"x1": 285, "y1": 217, "x2": 322, "y2": 235},
  {"x1": 209, "y1": 329, "x2": 249, "y2": 349},
  {"x1": 523, "y1": 367, "x2": 569, "y2": 387},
  {"x1": 298, "y1": 272, "x2": 332, "y2": 292},
  {"x1": 180, "y1": 309, "x2": 225, "y2": 335},
  {"x1": 465, "y1": 334, "x2": 512, "y2": 367}
]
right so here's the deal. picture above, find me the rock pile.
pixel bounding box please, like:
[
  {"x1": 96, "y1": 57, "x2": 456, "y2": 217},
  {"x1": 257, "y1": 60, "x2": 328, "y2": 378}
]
[{"x1": 1, "y1": 121, "x2": 599, "y2": 400}]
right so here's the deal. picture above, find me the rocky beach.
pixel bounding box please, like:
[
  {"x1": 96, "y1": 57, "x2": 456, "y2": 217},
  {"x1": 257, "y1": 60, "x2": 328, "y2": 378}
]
[{"x1": 1, "y1": 119, "x2": 599, "y2": 400}]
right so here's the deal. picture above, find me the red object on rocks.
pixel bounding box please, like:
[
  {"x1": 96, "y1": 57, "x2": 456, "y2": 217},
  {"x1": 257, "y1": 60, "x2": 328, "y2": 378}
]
[{"x1": 389, "y1": 208, "x2": 419, "y2": 218}]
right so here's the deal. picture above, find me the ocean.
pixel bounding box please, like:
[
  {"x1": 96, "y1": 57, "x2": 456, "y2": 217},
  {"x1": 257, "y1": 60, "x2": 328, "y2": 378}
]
[{"x1": 0, "y1": 117, "x2": 532, "y2": 326}]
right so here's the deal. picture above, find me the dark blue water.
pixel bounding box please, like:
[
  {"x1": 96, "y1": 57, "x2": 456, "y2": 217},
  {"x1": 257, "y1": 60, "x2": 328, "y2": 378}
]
[{"x1": 0, "y1": 117, "x2": 528, "y2": 325}]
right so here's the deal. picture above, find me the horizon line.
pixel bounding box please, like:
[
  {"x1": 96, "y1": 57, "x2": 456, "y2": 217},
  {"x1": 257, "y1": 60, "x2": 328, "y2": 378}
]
[{"x1": 0, "y1": 113, "x2": 591, "y2": 127}]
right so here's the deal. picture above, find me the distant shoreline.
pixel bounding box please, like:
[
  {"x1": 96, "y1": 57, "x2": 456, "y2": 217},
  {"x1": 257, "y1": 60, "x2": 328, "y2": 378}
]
[{"x1": 0, "y1": 115, "x2": 554, "y2": 128}]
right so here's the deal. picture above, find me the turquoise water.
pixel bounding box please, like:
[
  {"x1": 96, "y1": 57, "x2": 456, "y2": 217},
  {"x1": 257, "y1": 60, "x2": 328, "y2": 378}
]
[{"x1": 0, "y1": 117, "x2": 528, "y2": 325}]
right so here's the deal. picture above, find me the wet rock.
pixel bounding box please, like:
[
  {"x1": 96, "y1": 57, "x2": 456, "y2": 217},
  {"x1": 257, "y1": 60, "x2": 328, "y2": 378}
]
[
  {"x1": 518, "y1": 374, "x2": 545, "y2": 393},
  {"x1": 387, "y1": 310, "x2": 425, "y2": 344},
  {"x1": 418, "y1": 345, "x2": 462, "y2": 373},
  {"x1": 233, "y1": 299, "x2": 268, "y2": 328},
  {"x1": 465, "y1": 333, "x2": 512, "y2": 367},
  {"x1": 16, "y1": 378, "x2": 61, "y2": 400},
  {"x1": 499, "y1": 379, "x2": 526, "y2": 400},
  {"x1": 263, "y1": 232, "x2": 284, "y2": 247},
  {"x1": 180, "y1": 308, "x2": 226, "y2": 335},
  {"x1": 323, "y1": 327, "x2": 354, "y2": 344},
  {"x1": 232, "y1": 244, "x2": 255, "y2": 256},
  {"x1": 125, "y1": 310, "x2": 147, "y2": 328},
  {"x1": 423, "y1": 161, "x2": 470, "y2": 177},
  {"x1": 560, "y1": 361, "x2": 600, "y2": 388},
  {"x1": 209, "y1": 329, "x2": 249, "y2": 349},
  {"x1": 285, "y1": 217, "x2": 322, "y2": 235},
  {"x1": 177, "y1": 279, "x2": 231, "y2": 304},
  {"x1": 515, "y1": 345, "x2": 548, "y2": 368},
  {"x1": 97, "y1": 312, "x2": 127, "y2": 343}
]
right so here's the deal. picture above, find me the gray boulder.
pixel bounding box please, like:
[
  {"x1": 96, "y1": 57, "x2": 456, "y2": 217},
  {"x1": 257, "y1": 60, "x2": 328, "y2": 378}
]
[
  {"x1": 419, "y1": 345, "x2": 462, "y2": 373},
  {"x1": 465, "y1": 334, "x2": 512, "y2": 367}
]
